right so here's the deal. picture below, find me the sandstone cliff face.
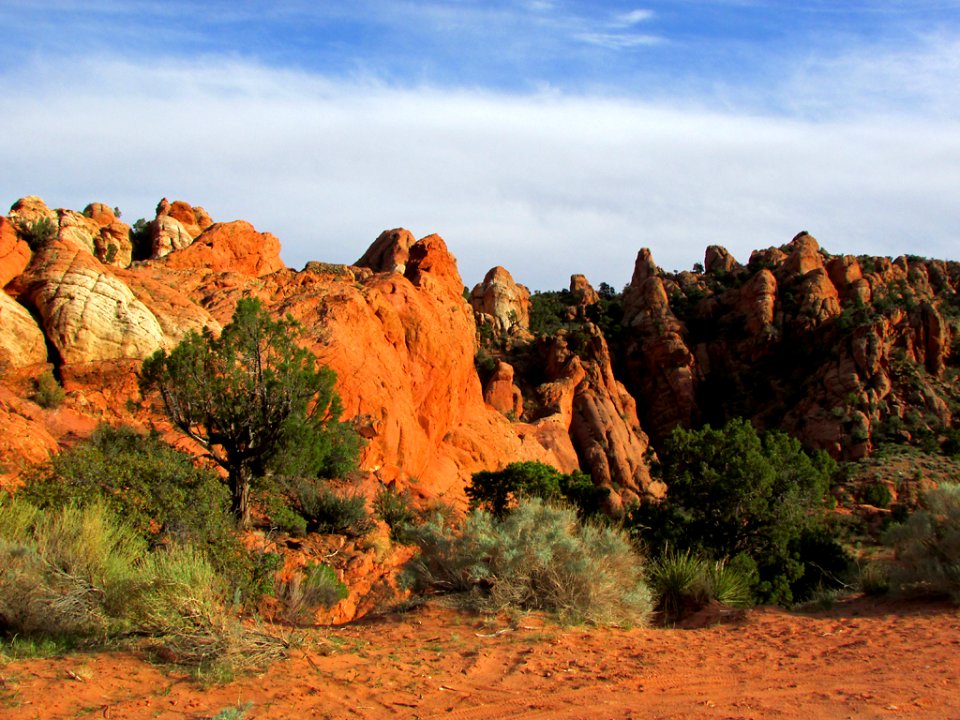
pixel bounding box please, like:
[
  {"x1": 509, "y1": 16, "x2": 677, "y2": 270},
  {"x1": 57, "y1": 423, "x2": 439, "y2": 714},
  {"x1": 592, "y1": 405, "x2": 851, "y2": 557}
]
[
  {"x1": 621, "y1": 249, "x2": 699, "y2": 440},
  {"x1": 546, "y1": 324, "x2": 664, "y2": 509},
  {"x1": 16, "y1": 238, "x2": 167, "y2": 364},
  {"x1": 149, "y1": 199, "x2": 213, "y2": 258},
  {"x1": 474, "y1": 272, "x2": 666, "y2": 507},
  {"x1": 157, "y1": 221, "x2": 285, "y2": 276},
  {"x1": 355, "y1": 228, "x2": 417, "y2": 274},
  {"x1": 0, "y1": 199, "x2": 587, "y2": 501},
  {"x1": 0, "y1": 292, "x2": 47, "y2": 369},
  {"x1": 613, "y1": 234, "x2": 960, "y2": 459},
  {"x1": 0, "y1": 216, "x2": 31, "y2": 286}
]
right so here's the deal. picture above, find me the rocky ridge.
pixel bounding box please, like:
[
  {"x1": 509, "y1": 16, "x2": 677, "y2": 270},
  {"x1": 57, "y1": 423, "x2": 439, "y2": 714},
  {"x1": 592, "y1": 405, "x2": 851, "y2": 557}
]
[
  {"x1": 614, "y1": 232, "x2": 960, "y2": 459},
  {"x1": 3, "y1": 197, "x2": 959, "y2": 504},
  {"x1": 0, "y1": 197, "x2": 593, "y2": 503}
]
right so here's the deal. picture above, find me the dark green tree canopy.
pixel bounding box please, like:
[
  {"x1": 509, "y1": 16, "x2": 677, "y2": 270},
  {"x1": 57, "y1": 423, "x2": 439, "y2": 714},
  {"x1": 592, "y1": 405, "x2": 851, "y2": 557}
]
[
  {"x1": 140, "y1": 297, "x2": 358, "y2": 526},
  {"x1": 630, "y1": 418, "x2": 845, "y2": 605},
  {"x1": 22, "y1": 423, "x2": 228, "y2": 546},
  {"x1": 467, "y1": 460, "x2": 608, "y2": 520}
]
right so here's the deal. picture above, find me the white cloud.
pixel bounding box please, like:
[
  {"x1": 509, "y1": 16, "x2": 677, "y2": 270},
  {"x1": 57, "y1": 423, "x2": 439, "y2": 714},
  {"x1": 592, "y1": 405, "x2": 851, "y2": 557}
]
[
  {"x1": 614, "y1": 9, "x2": 655, "y2": 26},
  {"x1": 1, "y1": 52, "x2": 959, "y2": 292},
  {"x1": 781, "y1": 32, "x2": 960, "y2": 121},
  {"x1": 574, "y1": 31, "x2": 662, "y2": 49}
]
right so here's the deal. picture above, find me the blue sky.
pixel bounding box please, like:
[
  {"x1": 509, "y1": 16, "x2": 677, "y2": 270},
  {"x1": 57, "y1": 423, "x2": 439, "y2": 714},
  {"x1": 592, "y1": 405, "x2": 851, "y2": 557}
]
[{"x1": 2, "y1": 1, "x2": 959, "y2": 290}]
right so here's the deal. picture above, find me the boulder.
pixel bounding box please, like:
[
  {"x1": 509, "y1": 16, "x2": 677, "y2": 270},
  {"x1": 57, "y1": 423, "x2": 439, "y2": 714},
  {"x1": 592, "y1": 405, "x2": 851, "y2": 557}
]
[
  {"x1": 157, "y1": 221, "x2": 284, "y2": 276},
  {"x1": 827, "y1": 256, "x2": 863, "y2": 295},
  {"x1": 83, "y1": 203, "x2": 116, "y2": 227},
  {"x1": 8, "y1": 196, "x2": 56, "y2": 227},
  {"x1": 748, "y1": 246, "x2": 788, "y2": 270},
  {"x1": 782, "y1": 232, "x2": 824, "y2": 276},
  {"x1": 739, "y1": 268, "x2": 778, "y2": 338},
  {"x1": 470, "y1": 266, "x2": 531, "y2": 337},
  {"x1": 704, "y1": 245, "x2": 741, "y2": 275},
  {"x1": 56, "y1": 210, "x2": 100, "y2": 256},
  {"x1": 483, "y1": 360, "x2": 523, "y2": 418},
  {"x1": 797, "y1": 267, "x2": 841, "y2": 326},
  {"x1": 165, "y1": 200, "x2": 213, "y2": 238},
  {"x1": 569, "y1": 274, "x2": 599, "y2": 307},
  {"x1": 20, "y1": 239, "x2": 166, "y2": 364},
  {"x1": 404, "y1": 234, "x2": 465, "y2": 301},
  {"x1": 0, "y1": 292, "x2": 47, "y2": 368},
  {"x1": 151, "y1": 215, "x2": 194, "y2": 258},
  {"x1": 95, "y1": 220, "x2": 133, "y2": 268},
  {"x1": 355, "y1": 228, "x2": 418, "y2": 274}
]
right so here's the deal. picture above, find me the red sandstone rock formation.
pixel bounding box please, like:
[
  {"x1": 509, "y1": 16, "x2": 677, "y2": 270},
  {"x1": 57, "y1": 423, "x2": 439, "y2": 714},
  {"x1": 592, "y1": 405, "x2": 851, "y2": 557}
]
[
  {"x1": 470, "y1": 266, "x2": 531, "y2": 339},
  {"x1": 157, "y1": 221, "x2": 285, "y2": 277},
  {"x1": 355, "y1": 228, "x2": 417, "y2": 274}
]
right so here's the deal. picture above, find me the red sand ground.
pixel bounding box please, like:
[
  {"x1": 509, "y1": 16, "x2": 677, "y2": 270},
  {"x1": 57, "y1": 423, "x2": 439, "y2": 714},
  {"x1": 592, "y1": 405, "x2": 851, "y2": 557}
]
[{"x1": 2, "y1": 596, "x2": 958, "y2": 720}]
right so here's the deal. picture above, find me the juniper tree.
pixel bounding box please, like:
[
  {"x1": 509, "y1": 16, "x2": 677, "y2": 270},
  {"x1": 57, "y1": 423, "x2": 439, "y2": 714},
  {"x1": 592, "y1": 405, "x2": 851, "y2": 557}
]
[{"x1": 140, "y1": 297, "x2": 357, "y2": 527}]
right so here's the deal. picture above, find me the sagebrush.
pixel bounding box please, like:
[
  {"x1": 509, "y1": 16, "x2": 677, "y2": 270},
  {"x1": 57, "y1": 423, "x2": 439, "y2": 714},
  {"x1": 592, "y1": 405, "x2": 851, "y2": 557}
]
[
  {"x1": 405, "y1": 498, "x2": 652, "y2": 626},
  {"x1": 0, "y1": 496, "x2": 285, "y2": 673},
  {"x1": 884, "y1": 482, "x2": 960, "y2": 601}
]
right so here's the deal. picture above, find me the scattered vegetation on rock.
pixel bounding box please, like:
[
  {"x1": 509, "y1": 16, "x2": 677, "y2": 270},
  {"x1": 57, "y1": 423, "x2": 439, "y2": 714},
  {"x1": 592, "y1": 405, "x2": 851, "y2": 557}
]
[
  {"x1": 466, "y1": 461, "x2": 608, "y2": 520},
  {"x1": 17, "y1": 215, "x2": 57, "y2": 250}
]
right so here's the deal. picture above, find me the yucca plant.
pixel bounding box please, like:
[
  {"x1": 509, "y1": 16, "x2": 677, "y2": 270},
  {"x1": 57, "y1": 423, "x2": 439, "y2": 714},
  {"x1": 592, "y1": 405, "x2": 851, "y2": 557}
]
[{"x1": 647, "y1": 548, "x2": 752, "y2": 622}]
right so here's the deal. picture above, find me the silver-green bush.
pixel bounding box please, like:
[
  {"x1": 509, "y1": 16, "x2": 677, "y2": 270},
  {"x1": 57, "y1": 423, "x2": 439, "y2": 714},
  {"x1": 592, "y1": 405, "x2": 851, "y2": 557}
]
[
  {"x1": 884, "y1": 482, "x2": 960, "y2": 601},
  {"x1": 0, "y1": 498, "x2": 148, "y2": 639},
  {"x1": 405, "y1": 498, "x2": 653, "y2": 626},
  {"x1": 275, "y1": 562, "x2": 348, "y2": 625},
  {"x1": 0, "y1": 496, "x2": 285, "y2": 672}
]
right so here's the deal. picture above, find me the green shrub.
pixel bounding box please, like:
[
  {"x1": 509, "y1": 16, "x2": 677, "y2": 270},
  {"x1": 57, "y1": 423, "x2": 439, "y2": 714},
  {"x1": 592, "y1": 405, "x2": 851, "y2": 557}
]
[
  {"x1": 268, "y1": 505, "x2": 308, "y2": 537},
  {"x1": 32, "y1": 370, "x2": 65, "y2": 409},
  {"x1": 709, "y1": 557, "x2": 755, "y2": 608},
  {"x1": 18, "y1": 216, "x2": 57, "y2": 250},
  {"x1": 857, "y1": 562, "x2": 890, "y2": 596},
  {"x1": 140, "y1": 297, "x2": 361, "y2": 527},
  {"x1": 23, "y1": 425, "x2": 228, "y2": 545},
  {"x1": 405, "y1": 498, "x2": 652, "y2": 626},
  {"x1": 130, "y1": 218, "x2": 152, "y2": 261},
  {"x1": 646, "y1": 548, "x2": 705, "y2": 622},
  {"x1": 628, "y1": 418, "x2": 844, "y2": 605},
  {"x1": 0, "y1": 497, "x2": 285, "y2": 672},
  {"x1": 528, "y1": 290, "x2": 574, "y2": 336},
  {"x1": 467, "y1": 461, "x2": 608, "y2": 520},
  {"x1": 275, "y1": 563, "x2": 348, "y2": 625},
  {"x1": 287, "y1": 479, "x2": 374, "y2": 537},
  {"x1": 861, "y1": 482, "x2": 893, "y2": 509},
  {"x1": 21, "y1": 425, "x2": 269, "y2": 605},
  {"x1": 884, "y1": 483, "x2": 960, "y2": 601},
  {"x1": 373, "y1": 485, "x2": 416, "y2": 541}
]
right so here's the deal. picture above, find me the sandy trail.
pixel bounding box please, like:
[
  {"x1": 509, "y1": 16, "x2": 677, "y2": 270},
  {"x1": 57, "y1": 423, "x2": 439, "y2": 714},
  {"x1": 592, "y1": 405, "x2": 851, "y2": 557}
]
[{"x1": 2, "y1": 597, "x2": 958, "y2": 720}]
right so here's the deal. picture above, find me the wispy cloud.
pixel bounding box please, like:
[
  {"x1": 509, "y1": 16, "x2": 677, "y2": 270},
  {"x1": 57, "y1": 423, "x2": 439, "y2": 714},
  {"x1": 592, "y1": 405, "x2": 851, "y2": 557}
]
[
  {"x1": 573, "y1": 6, "x2": 662, "y2": 50},
  {"x1": 2, "y1": 51, "x2": 957, "y2": 292},
  {"x1": 574, "y1": 31, "x2": 662, "y2": 49},
  {"x1": 615, "y1": 9, "x2": 655, "y2": 26},
  {"x1": 2, "y1": 3, "x2": 959, "y2": 290}
]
